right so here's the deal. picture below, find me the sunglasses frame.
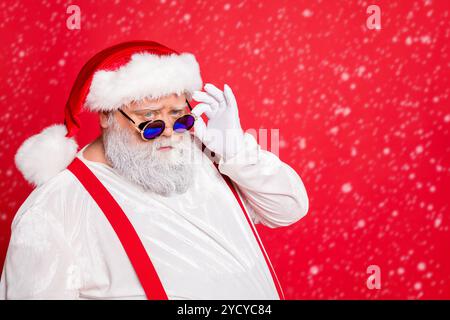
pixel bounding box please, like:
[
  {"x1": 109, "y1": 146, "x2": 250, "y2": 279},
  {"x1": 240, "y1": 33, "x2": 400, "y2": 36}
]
[{"x1": 118, "y1": 99, "x2": 197, "y2": 141}]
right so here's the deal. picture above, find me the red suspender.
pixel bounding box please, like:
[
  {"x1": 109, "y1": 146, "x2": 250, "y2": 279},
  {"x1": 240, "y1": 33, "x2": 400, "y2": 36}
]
[
  {"x1": 68, "y1": 156, "x2": 285, "y2": 300},
  {"x1": 67, "y1": 158, "x2": 168, "y2": 300},
  {"x1": 220, "y1": 173, "x2": 286, "y2": 300}
]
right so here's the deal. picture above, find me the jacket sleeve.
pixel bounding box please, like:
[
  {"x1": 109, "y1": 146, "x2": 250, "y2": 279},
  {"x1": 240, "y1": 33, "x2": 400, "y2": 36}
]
[
  {"x1": 0, "y1": 206, "x2": 81, "y2": 299},
  {"x1": 218, "y1": 133, "x2": 309, "y2": 228}
]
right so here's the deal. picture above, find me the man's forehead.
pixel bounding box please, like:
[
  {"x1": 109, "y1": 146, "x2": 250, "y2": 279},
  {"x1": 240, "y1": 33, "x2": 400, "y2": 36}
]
[
  {"x1": 133, "y1": 102, "x2": 187, "y2": 111},
  {"x1": 128, "y1": 95, "x2": 187, "y2": 111}
]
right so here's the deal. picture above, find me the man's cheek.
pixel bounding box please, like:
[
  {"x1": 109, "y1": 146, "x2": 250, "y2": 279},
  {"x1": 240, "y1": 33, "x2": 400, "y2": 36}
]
[{"x1": 131, "y1": 129, "x2": 146, "y2": 143}]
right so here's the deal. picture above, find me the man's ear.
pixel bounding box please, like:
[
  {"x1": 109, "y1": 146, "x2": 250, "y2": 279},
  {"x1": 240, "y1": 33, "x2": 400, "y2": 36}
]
[{"x1": 99, "y1": 111, "x2": 110, "y2": 129}]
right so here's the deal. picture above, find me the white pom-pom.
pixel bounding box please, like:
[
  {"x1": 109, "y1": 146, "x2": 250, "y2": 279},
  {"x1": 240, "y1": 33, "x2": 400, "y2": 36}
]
[{"x1": 14, "y1": 124, "x2": 78, "y2": 187}]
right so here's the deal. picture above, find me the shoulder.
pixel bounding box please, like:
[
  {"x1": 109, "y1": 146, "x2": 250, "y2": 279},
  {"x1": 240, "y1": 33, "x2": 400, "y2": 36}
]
[{"x1": 11, "y1": 168, "x2": 88, "y2": 233}]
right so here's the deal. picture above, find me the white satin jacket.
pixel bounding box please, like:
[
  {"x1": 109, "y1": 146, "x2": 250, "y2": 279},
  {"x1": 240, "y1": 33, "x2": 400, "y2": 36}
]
[{"x1": 0, "y1": 133, "x2": 308, "y2": 299}]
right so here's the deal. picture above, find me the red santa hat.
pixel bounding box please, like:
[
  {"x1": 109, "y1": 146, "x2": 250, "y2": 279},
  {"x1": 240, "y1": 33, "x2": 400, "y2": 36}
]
[{"x1": 15, "y1": 40, "x2": 203, "y2": 187}]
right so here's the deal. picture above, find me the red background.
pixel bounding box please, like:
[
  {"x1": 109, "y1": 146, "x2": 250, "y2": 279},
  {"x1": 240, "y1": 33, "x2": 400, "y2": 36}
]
[{"x1": 0, "y1": 0, "x2": 449, "y2": 299}]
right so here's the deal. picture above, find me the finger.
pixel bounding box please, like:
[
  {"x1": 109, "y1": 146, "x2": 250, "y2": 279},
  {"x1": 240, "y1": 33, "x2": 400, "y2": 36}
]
[
  {"x1": 192, "y1": 91, "x2": 219, "y2": 111},
  {"x1": 204, "y1": 83, "x2": 226, "y2": 106},
  {"x1": 223, "y1": 84, "x2": 237, "y2": 108},
  {"x1": 191, "y1": 102, "x2": 215, "y2": 119}
]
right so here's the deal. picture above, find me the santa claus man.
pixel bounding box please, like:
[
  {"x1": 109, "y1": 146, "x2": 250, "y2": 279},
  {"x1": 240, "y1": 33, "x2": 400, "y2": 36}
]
[{"x1": 0, "y1": 41, "x2": 308, "y2": 300}]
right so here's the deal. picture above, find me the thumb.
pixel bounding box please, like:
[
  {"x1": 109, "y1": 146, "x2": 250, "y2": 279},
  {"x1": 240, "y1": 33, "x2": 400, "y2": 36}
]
[{"x1": 193, "y1": 116, "x2": 207, "y2": 141}]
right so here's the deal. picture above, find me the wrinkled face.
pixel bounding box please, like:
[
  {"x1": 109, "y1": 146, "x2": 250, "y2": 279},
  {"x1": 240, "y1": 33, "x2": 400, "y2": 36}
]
[
  {"x1": 103, "y1": 93, "x2": 190, "y2": 145},
  {"x1": 100, "y1": 93, "x2": 200, "y2": 196}
]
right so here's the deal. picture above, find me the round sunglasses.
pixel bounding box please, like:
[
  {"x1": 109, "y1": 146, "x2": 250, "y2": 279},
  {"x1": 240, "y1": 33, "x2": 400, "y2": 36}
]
[{"x1": 118, "y1": 99, "x2": 197, "y2": 141}]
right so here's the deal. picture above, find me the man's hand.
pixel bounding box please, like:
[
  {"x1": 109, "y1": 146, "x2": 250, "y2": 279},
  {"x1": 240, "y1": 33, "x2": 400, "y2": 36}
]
[{"x1": 191, "y1": 83, "x2": 245, "y2": 161}]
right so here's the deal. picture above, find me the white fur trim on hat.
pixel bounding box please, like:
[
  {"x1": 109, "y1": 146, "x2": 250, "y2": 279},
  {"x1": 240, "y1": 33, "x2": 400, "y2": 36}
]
[
  {"x1": 85, "y1": 52, "x2": 203, "y2": 111},
  {"x1": 15, "y1": 124, "x2": 78, "y2": 187}
]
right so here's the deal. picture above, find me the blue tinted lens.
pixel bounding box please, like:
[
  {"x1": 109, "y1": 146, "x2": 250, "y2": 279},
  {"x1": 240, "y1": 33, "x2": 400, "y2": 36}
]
[
  {"x1": 173, "y1": 115, "x2": 195, "y2": 133},
  {"x1": 143, "y1": 121, "x2": 164, "y2": 140}
]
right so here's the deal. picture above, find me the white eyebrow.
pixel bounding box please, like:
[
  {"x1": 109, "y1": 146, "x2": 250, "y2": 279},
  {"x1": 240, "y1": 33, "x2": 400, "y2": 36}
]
[{"x1": 135, "y1": 103, "x2": 187, "y2": 112}]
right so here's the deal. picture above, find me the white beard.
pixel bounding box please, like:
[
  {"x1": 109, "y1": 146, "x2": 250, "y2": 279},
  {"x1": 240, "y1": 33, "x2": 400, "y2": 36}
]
[{"x1": 103, "y1": 120, "x2": 200, "y2": 197}]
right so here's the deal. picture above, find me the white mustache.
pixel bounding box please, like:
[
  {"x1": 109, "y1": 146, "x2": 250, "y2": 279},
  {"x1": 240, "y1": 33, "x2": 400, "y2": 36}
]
[
  {"x1": 154, "y1": 142, "x2": 177, "y2": 149},
  {"x1": 152, "y1": 136, "x2": 188, "y2": 149},
  {"x1": 103, "y1": 125, "x2": 195, "y2": 196}
]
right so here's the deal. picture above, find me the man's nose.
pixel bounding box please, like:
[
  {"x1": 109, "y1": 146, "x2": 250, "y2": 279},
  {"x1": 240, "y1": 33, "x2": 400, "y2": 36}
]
[{"x1": 160, "y1": 115, "x2": 174, "y2": 137}]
